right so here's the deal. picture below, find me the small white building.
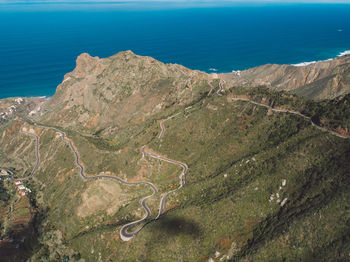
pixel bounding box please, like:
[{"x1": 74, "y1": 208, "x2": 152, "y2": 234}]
[
  {"x1": 23, "y1": 186, "x2": 31, "y2": 193},
  {"x1": 16, "y1": 182, "x2": 32, "y2": 195},
  {"x1": 15, "y1": 98, "x2": 23, "y2": 104},
  {"x1": 0, "y1": 170, "x2": 8, "y2": 176}
]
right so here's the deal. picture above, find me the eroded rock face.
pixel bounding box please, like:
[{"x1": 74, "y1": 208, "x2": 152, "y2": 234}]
[
  {"x1": 72, "y1": 53, "x2": 105, "y2": 79},
  {"x1": 222, "y1": 55, "x2": 350, "y2": 100},
  {"x1": 40, "y1": 50, "x2": 211, "y2": 134}
]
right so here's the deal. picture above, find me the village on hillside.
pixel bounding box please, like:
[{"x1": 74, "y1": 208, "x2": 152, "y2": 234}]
[
  {"x1": 0, "y1": 169, "x2": 31, "y2": 196},
  {"x1": 0, "y1": 98, "x2": 23, "y2": 122}
]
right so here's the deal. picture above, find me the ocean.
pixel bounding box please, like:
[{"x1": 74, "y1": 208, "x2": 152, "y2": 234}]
[{"x1": 0, "y1": 2, "x2": 350, "y2": 98}]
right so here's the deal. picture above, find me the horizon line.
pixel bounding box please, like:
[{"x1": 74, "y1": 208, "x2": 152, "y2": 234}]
[{"x1": 1, "y1": 0, "x2": 350, "y2": 3}]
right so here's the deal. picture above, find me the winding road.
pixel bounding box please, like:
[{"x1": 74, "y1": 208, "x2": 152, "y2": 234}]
[
  {"x1": 3, "y1": 88, "x2": 347, "y2": 242},
  {"x1": 217, "y1": 80, "x2": 225, "y2": 96},
  {"x1": 2, "y1": 131, "x2": 40, "y2": 182},
  {"x1": 61, "y1": 131, "x2": 159, "y2": 241},
  {"x1": 158, "y1": 113, "x2": 181, "y2": 139},
  {"x1": 10, "y1": 117, "x2": 188, "y2": 241},
  {"x1": 20, "y1": 131, "x2": 40, "y2": 181},
  {"x1": 208, "y1": 80, "x2": 225, "y2": 97},
  {"x1": 208, "y1": 81, "x2": 215, "y2": 96},
  {"x1": 34, "y1": 126, "x2": 160, "y2": 241},
  {"x1": 229, "y1": 97, "x2": 349, "y2": 139},
  {"x1": 141, "y1": 146, "x2": 188, "y2": 219}
]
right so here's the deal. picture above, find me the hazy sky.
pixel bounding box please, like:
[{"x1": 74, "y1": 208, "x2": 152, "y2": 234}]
[
  {"x1": 1, "y1": 0, "x2": 350, "y2": 3},
  {"x1": 1, "y1": 0, "x2": 350, "y2": 6}
]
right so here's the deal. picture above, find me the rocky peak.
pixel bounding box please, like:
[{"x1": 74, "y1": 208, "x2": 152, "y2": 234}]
[
  {"x1": 39, "y1": 51, "x2": 211, "y2": 134},
  {"x1": 71, "y1": 53, "x2": 104, "y2": 79}
]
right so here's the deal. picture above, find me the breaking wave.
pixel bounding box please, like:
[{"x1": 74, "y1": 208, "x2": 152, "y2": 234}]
[{"x1": 291, "y1": 50, "x2": 350, "y2": 67}]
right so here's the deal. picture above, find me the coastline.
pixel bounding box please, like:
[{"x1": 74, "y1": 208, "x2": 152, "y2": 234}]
[
  {"x1": 1, "y1": 49, "x2": 350, "y2": 100},
  {"x1": 0, "y1": 96, "x2": 50, "y2": 101},
  {"x1": 207, "y1": 50, "x2": 350, "y2": 74},
  {"x1": 290, "y1": 50, "x2": 350, "y2": 67}
]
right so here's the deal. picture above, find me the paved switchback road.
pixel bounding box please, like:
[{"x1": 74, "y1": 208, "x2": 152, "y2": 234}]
[
  {"x1": 50, "y1": 128, "x2": 160, "y2": 241},
  {"x1": 207, "y1": 81, "x2": 215, "y2": 96},
  {"x1": 141, "y1": 146, "x2": 188, "y2": 219},
  {"x1": 54, "y1": 125, "x2": 188, "y2": 240},
  {"x1": 9, "y1": 131, "x2": 40, "y2": 181},
  {"x1": 5, "y1": 90, "x2": 347, "y2": 243},
  {"x1": 18, "y1": 131, "x2": 40, "y2": 181},
  {"x1": 158, "y1": 112, "x2": 181, "y2": 139},
  {"x1": 20, "y1": 118, "x2": 188, "y2": 241},
  {"x1": 217, "y1": 80, "x2": 225, "y2": 96},
  {"x1": 229, "y1": 97, "x2": 349, "y2": 139},
  {"x1": 0, "y1": 131, "x2": 40, "y2": 181}
]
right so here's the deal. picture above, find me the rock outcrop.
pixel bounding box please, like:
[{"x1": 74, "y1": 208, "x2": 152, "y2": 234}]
[{"x1": 40, "y1": 51, "x2": 212, "y2": 134}]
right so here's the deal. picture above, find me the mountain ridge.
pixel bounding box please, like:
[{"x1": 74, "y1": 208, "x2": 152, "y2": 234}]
[
  {"x1": 221, "y1": 54, "x2": 350, "y2": 100},
  {"x1": 0, "y1": 51, "x2": 350, "y2": 261}
]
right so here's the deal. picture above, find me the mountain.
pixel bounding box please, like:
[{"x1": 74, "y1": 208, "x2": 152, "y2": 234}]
[
  {"x1": 39, "y1": 51, "x2": 213, "y2": 135},
  {"x1": 222, "y1": 54, "x2": 350, "y2": 100},
  {"x1": 0, "y1": 51, "x2": 350, "y2": 262}
]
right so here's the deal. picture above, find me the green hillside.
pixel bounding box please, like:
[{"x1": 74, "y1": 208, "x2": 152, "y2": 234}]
[{"x1": 0, "y1": 52, "x2": 349, "y2": 261}]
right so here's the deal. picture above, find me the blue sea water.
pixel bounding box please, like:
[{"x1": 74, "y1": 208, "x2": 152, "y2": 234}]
[{"x1": 0, "y1": 2, "x2": 350, "y2": 98}]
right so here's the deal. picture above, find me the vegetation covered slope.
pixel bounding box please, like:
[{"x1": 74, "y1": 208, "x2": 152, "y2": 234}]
[{"x1": 0, "y1": 52, "x2": 349, "y2": 261}]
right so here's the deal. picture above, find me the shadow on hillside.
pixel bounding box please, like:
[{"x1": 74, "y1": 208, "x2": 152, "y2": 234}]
[
  {"x1": 0, "y1": 226, "x2": 36, "y2": 262},
  {"x1": 140, "y1": 215, "x2": 202, "y2": 260},
  {"x1": 150, "y1": 215, "x2": 202, "y2": 238}
]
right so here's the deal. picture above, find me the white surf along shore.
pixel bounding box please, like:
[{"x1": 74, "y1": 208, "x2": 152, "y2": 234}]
[{"x1": 291, "y1": 50, "x2": 350, "y2": 67}]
